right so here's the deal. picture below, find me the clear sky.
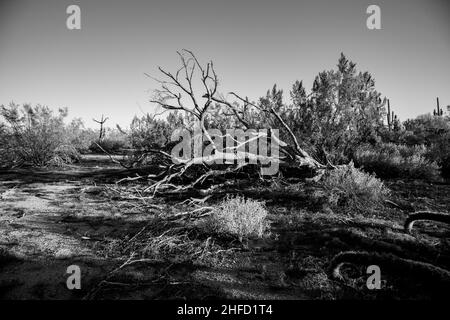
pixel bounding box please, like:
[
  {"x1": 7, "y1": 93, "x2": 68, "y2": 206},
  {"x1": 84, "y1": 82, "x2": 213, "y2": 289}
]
[{"x1": 0, "y1": 0, "x2": 449, "y2": 128}]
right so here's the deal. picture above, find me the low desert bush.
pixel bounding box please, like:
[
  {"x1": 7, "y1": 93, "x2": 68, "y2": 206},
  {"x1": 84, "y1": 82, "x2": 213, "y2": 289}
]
[
  {"x1": 208, "y1": 196, "x2": 270, "y2": 242},
  {"x1": 48, "y1": 145, "x2": 80, "y2": 167},
  {"x1": 65, "y1": 118, "x2": 97, "y2": 153},
  {"x1": 321, "y1": 162, "x2": 389, "y2": 213},
  {"x1": 353, "y1": 143, "x2": 440, "y2": 180},
  {"x1": 88, "y1": 127, "x2": 131, "y2": 154},
  {"x1": 89, "y1": 138, "x2": 128, "y2": 154},
  {"x1": 427, "y1": 132, "x2": 450, "y2": 180}
]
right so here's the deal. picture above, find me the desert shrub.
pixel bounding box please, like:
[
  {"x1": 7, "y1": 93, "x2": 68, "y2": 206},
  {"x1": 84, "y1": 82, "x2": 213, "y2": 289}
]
[
  {"x1": 65, "y1": 118, "x2": 97, "y2": 153},
  {"x1": 321, "y1": 162, "x2": 389, "y2": 213},
  {"x1": 208, "y1": 196, "x2": 270, "y2": 242},
  {"x1": 0, "y1": 103, "x2": 79, "y2": 167},
  {"x1": 115, "y1": 112, "x2": 186, "y2": 167},
  {"x1": 426, "y1": 132, "x2": 450, "y2": 180},
  {"x1": 88, "y1": 127, "x2": 131, "y2": 154},
  {"x1": 353, "y1": 143, "x2": 440, "y2": 180},
  {"x1": 48, "y1": 145, "x2": 80, "y2": 167},
  {"x1": 403, "y1": 114, "x2": 450, "y2": 146},
  {"x1": 89, "y1": 138, "x2": 128, "y2": 154},
  {"x1": 129, "y1": 113, "x2": 182, "y2": 150},
  {"x1": 399, "y1": 114, "x2": 450, "y2": 180},
  {"x1": 0, "y1": 122, "x2": 20, "y2": 168}
]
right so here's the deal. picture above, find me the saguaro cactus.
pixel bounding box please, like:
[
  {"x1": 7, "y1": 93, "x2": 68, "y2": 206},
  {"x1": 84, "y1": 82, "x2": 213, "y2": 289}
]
[
  {"x1": 386, "y1": 99, "x2": 399, "y2": 131},
  {"x1": 387, "y1": 99, "x2": 391, "y2": 131},
  {"x1": 386, "y1": 99, "x2": 401, "y2": 131},
  {"x1": 434, "y1": 97, "x2": 443, "y2": 116}
]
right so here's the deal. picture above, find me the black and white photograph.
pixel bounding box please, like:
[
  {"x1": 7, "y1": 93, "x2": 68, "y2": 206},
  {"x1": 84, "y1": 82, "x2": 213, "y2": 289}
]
[{"x1": 0, "y1": 0, "x2": 449, "y2": 308}]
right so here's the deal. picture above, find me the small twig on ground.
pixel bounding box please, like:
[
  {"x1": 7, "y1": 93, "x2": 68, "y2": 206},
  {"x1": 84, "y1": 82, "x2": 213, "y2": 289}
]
[
  {"x1": 116, "y1": 174, "x2": 145, "y2": 184},
  {"x1": 384, "y1": 199, "x2": 402, "y2": 209},
  {"x1": 168, "y1": 206, "x2": 213, "y2": 220},
  {"x1": 178, "y1": 195, "x2": 212, "y2": 207},
  {"x1": 82, "y1": 253, "x2": 165, "y2": 300}
]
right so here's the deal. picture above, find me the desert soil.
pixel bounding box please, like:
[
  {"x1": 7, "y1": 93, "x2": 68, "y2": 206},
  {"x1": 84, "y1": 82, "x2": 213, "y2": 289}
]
[{"x1": 0, "y1": 155, "x2": 449, "y2": 300}]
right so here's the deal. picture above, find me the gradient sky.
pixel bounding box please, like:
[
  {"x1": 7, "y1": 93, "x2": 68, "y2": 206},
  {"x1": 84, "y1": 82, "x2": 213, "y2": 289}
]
[{"x1": 0, "y1": 0, "x2": 449, "y2": 128}]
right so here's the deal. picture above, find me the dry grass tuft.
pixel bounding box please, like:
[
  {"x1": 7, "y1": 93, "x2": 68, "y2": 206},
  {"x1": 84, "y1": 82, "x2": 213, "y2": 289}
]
[
  {"x1": 321, "y1": 162, "x2": 390, "y2": 214},
  {"x1": 207, "y1": 196, "x2": 270, "y2": 242}
]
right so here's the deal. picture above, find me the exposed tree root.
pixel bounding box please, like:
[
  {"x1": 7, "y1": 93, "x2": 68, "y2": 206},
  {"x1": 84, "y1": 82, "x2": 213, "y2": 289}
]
[
  {"x1": 404, "y1": 211, "x2": 450, "y2": 234},
  {"x1": 328, "y1": 251, "x2": 450, "y2": 286}
]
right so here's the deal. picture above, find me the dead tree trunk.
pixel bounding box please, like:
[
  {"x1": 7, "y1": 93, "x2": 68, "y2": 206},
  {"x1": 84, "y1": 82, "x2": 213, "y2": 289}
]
[{"x1": 93, "y1": 115, "x2": 109, "y2": 141}]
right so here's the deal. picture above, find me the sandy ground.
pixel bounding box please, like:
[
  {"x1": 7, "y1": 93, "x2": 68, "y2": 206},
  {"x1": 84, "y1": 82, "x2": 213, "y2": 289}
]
[
  {"x1": 0, "y1": 157, "x2": 302, "y2": 299},
  {"x1": 0, "y1": 155, "x2": 449, "y2": 300}
]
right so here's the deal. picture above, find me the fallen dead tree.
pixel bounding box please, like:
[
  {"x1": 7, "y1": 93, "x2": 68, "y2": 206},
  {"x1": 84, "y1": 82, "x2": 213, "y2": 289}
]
[{"x1": 134, "y1": 50, "x2": 326, "y2": 195}]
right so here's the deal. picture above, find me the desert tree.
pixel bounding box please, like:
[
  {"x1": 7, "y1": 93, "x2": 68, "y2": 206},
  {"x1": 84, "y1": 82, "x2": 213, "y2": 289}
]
[
  {"x1": 288, "y1": 53, "x2": 387, "y2": 164},
  {"x1": 143, "y1": 50, "x2": 324, "y2": 195}
]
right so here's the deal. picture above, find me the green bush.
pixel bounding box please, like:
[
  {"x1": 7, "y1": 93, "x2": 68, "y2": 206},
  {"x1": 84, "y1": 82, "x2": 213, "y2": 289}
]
[
  {"x1": 353, "y1": 143, "x2": 440, "y2": 180},
  {"x1": 321, "y1": 162, "x2": 389, "y2": 213},
  {"x1": 208, "y1": 196, "x2": 270, "y2": 242}
]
